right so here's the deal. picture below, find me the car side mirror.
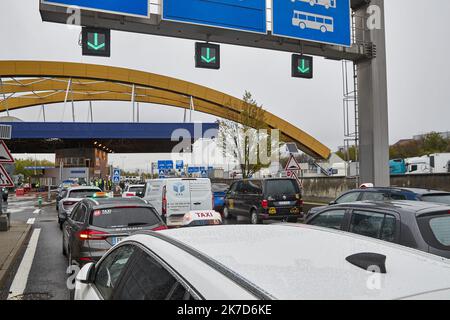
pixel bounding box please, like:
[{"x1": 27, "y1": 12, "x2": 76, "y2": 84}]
[{"x1": 77, "y1": 262, "x2": 96, "y2": 284}]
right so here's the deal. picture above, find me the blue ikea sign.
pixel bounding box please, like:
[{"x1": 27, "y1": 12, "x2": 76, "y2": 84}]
[
  {"x1": 163, "y1": 0, "x2": 267, "y2": 34},
  {"x1": 272, "y1": 0, "x2": 351, "y2": 47},
  {"x1": 42, "y1": 0, "x2": 149, "y2": 17}
]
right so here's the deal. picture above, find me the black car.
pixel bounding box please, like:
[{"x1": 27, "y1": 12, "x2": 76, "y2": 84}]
[
  {"x1": 62, "y1": 197, "x2": 167, "y2": 266},
  {"x1": 305, "y1": 200, "x2": 450, "y2": 259},
  {"x1": 307, "y1": 187, "x2": 450, "y2": 218},
  {"x1": 223, "y1": 178, "x2": 303, "y2": 224}
]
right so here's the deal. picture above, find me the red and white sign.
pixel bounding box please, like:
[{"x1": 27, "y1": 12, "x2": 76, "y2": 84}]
[
  {"x1": 0, "y1": 141, "x2": 14, "y2": 163},
  {"x1": 0, "y1": 164, "x2": 14, "y2": 188},
  {"x1": 285, "y1": 155, "x2": 301, "y2": 172}
]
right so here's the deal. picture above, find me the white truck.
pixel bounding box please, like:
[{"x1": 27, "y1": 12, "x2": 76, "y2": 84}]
[
  {"x1": 429, "y1": 153, "x2": 450, "y2": 173},
  {"x1": 406, "y1": 153, "x2": 450, "y2": 174},
  {"x1": 143, "y1": 178, "x2": 213, "y2": 227}
]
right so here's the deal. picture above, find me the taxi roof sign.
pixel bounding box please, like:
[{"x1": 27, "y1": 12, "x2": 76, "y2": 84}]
[{"x1": 183, "y1": 210, "x2": 222, "y2": 227}]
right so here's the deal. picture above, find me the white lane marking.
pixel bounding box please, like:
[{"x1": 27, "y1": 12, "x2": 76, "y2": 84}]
[
  {"x1": 26, "y1": 218, "x2": 35, "y2": 225},
  {"x1": 33, "y1": 209, "x2": 41, "y2": 215},
  {"x1": 7, "y1": 228, "x2": 41, "y2": 300}
]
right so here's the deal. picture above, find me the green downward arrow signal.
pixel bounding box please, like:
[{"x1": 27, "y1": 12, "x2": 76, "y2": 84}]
[
  {"x1": 87, "y1": 33, "x2": 106, "y2": 51},
  {"x1": 298, "y1": 59, "x2": 310, "y2": 73},
  {"x1": 201, "y1": 48, "x2": 216, "y2": 63}
]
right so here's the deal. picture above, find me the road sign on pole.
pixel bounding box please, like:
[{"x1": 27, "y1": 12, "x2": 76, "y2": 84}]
[
  {"x1": 82, "y1": 27, "x2": 111, "y2": 57},
  {"x1": 0, "y1": 165, "x2": 14, "y2": 188},
  {"x1": 112, "y1": 168, "x2": 120, "y2": 184},
  {"x1": 272, "y1": 0, "x2": 351, "y2": 47},
  {"x1": 0, "y1": 141, "x2": 14, "y2": 163},
  {"x1": 292, "y1": 54, "x2": 313, "y2": 79},
  {"x1": 195, "y1": 43, "x2": 220, "y2": 70},
  {"x1": 285, "y1": 155, "x2": 301, "y2": 172},
  {"x1": 163, "y1": 0, "x2": 267, "y2": 34}
]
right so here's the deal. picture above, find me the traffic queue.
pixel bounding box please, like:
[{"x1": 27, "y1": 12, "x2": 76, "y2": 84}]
[{"x1": 53, "y1": 177, "x2": 450, "y2": 300}]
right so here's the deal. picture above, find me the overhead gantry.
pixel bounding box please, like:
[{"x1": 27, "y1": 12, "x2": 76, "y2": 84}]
[{"x1": 0, "y1": 60, "x2": 330, "y2": 159}]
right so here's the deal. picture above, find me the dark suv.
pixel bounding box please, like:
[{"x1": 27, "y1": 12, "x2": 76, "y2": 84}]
[
  {"x1": 62, "y1": 197, "x2": 166, "y2": 266},
  {"x1": 305, "y1": 201, "x2": 450, "y2": 259},
  {"x1": 223, "y1": 178, "x2": 303, "y2": 224}
]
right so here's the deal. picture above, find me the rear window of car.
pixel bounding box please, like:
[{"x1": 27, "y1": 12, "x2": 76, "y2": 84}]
[
  {"x1": 90, "y1": 207, "x2": 161, "y2": 229},
  {"x1": 429, "y1": 216, "x2": 450, "y2": 246},
  {"x1": 128, "y1": 186, "x2": 144, "y2": 193},
  {"x1": 212, "y1": 184, "x2": 229, "y2": 192},
  {"x1": 421, "y1": 194, "x2": 450, "y2": 205},
  {"x1": 69, "y1": 189, "x2": 99, "y2": 198},
  {"x1": 265, "y1": 180, "x2": 299, "y2": 195}
]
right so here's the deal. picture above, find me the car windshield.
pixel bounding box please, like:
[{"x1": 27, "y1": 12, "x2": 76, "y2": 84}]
[
  {"x1": 68, "y1": 189, "x2": 99, "y2": 198},
  {"x1": 265, "y1": 180, "x2": 298, "y2": 195},
  {"x1": 212, "y1": 184, "x2": 229, "y2": 192},
  {"x1": 421, "y1": 194, "x2": 450, "y2": 205},
  {"x1": 128, "y1": 186, "x2": 144, "y2": 193},
  {"x1": 90, "y1": 207, "x2": 161, "y2": 229}
]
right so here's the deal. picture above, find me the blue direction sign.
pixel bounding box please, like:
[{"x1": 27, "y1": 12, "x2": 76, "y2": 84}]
[
  {"x1": 158, "y1": 160, "x2": 174, "y2": 171},
  {"x1": 42, "y1": 0, "x2": 149, "y2": 18},
  {"x1": 113, "y1": 168, "x2": 120, "y2": 184},
  {"x1": 176, "y1": 160, "x2": 184, "y2": 170},
  {"x1": 272, "y1": 0, "x2": 351, "y2": 47},
  {"x1": 163, "y1": 0, "x2": 267, "y2": 34},
  {"x1": 188, "y1": 167, "x2": 200, "y2": 174}
]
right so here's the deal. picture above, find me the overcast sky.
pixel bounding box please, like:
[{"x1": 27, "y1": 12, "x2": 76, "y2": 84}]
[{"x1": 1, "y1": 0, "x2": 449, "y2": 171}]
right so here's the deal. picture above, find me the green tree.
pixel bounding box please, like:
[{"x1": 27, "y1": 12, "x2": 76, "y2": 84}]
[
  {"x1": 336, "y1": 146, "x2": 357, "y2": 162},
  {"x1": 219, "y1": 91, "x2": 279, "y2": 178},
  {"x1": 14, "y1": 158, "x2": 55, "y2": 178},
  {"x1": 421, "y1": 132, "x2": 449, "y2": 154}
]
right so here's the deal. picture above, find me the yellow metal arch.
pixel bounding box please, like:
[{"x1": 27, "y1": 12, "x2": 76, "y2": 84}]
[{"x1": 0, "y1": 60, "x2": 330, "y2": 159}]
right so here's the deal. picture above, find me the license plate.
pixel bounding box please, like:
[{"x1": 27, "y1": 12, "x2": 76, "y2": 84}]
[
  {"x1": 269, "y1": 208, "x2": 277, "y2": 215},
  {"x1": 290, "y1": 208, "x2": 300, "y2": 214},
  {"x1": 112, "y1": 237, "x2": 125, "y2": 246},
  {"x1": 277, "y1": 201, "x2": 291, "y2": 206}
]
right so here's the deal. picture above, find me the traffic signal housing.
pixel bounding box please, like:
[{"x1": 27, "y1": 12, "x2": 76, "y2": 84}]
[
  {"x1": 82, "y1": 27, "x2": 111, "y2": 57},
  {"x1": 195, "y1": 42, "x2": 220, "y2": 70},
  {"x1": 292, "y1": 54, "x2": 313, "y2": 79}
]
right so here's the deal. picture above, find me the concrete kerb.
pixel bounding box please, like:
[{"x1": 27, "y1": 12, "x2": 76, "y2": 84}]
[{"x1": 0, "y1": 224, "x2": 33, "y2": 292}]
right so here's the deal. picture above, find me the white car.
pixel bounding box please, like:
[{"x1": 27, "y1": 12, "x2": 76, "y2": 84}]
[
  {"x1": 75, "y1": 224, "x2": 450, "y2": 300},
  {"x1": 121, "y1": 184, "x2": 145, "y2": 198},
  {"x1": 143, "y1": 178, "x2": 213, "y2": 227}
]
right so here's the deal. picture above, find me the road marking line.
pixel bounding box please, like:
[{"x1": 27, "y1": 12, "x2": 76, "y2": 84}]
[
  {"x1": 26, "y1": 218, "x2": 35, "y2": 225},
  {"x1": 33, "y1": 209, "x2": 41, "y2": 215},
  {"x1": 7, "y1": 228, "x2": 41, "y2": 300}
]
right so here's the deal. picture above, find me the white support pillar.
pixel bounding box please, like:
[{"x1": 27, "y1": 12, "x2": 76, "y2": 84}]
[{"x1": 89, "y1": 101, "x2": 93, "y2": 122}]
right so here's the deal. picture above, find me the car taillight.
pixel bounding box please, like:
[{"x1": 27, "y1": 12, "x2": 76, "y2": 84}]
[
  {"x1": 125, "y1": 193, "x2": 134, "y2": 197},
  {"x1": 298, "y1": 199, "x2": 304, "y2": 206},
  {"x1": 152, "y1": 225, "x2": 168, "y2": 231},
  {"x1": 261, "y1": 200, "x2": 268, "y2": 209},
  {"x1": 162, "y1": 186, "x2": 167, "y2": 216},
  {"x1": 78, "y1": 229, "x2": 109, "y2": 241}
]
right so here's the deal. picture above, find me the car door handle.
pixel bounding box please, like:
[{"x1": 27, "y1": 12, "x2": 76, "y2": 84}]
[{"x1": 193, "y1": 202, "x2": 201, "y2": 205}]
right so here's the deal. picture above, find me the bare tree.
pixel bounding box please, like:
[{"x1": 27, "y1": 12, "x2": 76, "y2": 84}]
[{"x1": 218, "y1": 91, "x2": 280, "y2": 178}]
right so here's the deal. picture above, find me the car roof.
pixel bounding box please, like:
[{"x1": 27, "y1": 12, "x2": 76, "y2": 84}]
[
  {"x1": 320, "y1": 200, "x2": 450, "y2": 216},
  {"x1": 67, "y1": 186, "x2": 101, "y2": 192},
  {"x1": 398, "y1": 187, "x2": 450, "y2": 195},
  {"x1": 85, "y1": 197, "x2": 147, "y2": 208},
  {"x1": 131, "y1": 224, "x2": 450, "y2": 300},
  {"x1": 345, "y1": 187, "x2": 416, "y2": 194}
]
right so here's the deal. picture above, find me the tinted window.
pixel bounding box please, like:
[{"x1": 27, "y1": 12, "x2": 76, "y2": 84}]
[
  {"x1": 360, "y1": 192, "x2": 389, "y2": 201},
  {"x1": 90, "y1": 207, "x2": 161, "y2": 229},
  {"x1": 95, "y1": 245, "x2": 135, "y2": 300},
  {"x1": 336, "y1": 192, "x2": 360, "y2": 204},
  {"x1": 73, "y1": 204, "x2": 87, "y2": 222},
  {"x1": 114, "y1": 251, "x2": 187, "y2": 300},
  {"x1": 212, "y1": 184, "x2": 229, "y2": 192},
  {"x1": 248, "y1": 181, "x2": 262, "y2": 194},
  {"x1": 229, "y1": 182, "x2": 238, "y2": 193},
  {"x1": 421, "y1": 194, "x2": 450, "y2": 205},
  {"x1": 429, "y1": 217, "x2": 450, "y2": 246},
  {"x1": 68, "y1": 189, "x2": 99, "y2": 198},
  {"x1": 265, "y1": 180, "x2": 299, "y2": 195},
  {"x1": 309, "y1": 209, "x2": 346, "y2": 230},
  {"x1": 390, "y1": 193, "x2": 407, "y2": 200},
  {"x1": 350, "y1": 211, "x2": 396, "y2": 242}
]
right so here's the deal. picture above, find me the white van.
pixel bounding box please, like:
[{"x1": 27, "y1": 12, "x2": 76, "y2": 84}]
[{"x1": 143, "y1": 178, "x2": 213, "y2": 227}]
